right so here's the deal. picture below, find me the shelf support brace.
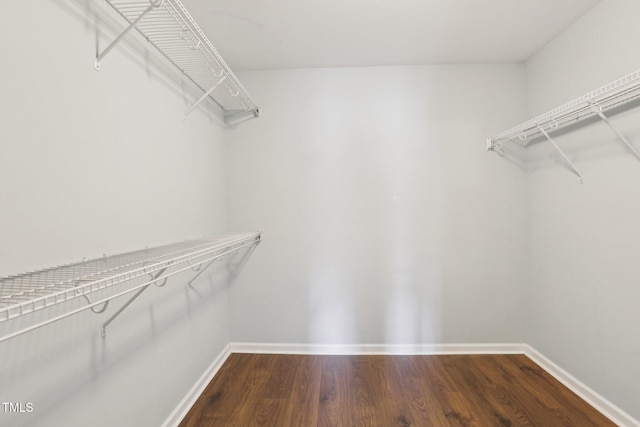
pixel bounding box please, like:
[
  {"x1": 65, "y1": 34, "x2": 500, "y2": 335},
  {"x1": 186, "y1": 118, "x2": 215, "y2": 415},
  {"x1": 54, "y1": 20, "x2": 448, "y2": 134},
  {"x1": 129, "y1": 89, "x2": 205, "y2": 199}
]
[
  {"x1": 184, "y1": 76, "x2": 227, "y2": 117},
  {"x1": 537, "y1": 125, "x2": 583, "y2": 182},
  {"x1": 95, "y1": 0, "x2": 164, "y2": 70},
  {"x1": 186, "y1": 259, "x2": 217, "y2": 289},
  {"x1": 101, "y1": 267, "x2": 167, "y2": 336},
  {"x1": 592, "y1": 107, "x2": 640, "y2": 162}
]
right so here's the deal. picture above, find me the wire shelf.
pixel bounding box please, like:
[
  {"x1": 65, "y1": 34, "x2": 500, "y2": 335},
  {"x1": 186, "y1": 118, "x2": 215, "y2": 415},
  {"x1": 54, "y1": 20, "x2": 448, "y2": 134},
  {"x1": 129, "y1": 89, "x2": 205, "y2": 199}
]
[
  {"x1": 0, "y1": 232, "x2": 260, "y2": 342},
  {"x1": 100, "y1": 0, "x2": 259, "y2": 126},
  {"x1": 487, "y1": 69, "x2": 640, "y2": 149}
]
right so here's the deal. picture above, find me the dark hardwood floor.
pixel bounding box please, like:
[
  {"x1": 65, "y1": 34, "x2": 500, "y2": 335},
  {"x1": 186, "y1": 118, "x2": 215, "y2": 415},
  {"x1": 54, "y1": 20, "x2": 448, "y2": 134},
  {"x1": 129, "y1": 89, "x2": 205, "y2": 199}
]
[{"x1": 179, "y1": 353, "x2": 615, "y2": 426}]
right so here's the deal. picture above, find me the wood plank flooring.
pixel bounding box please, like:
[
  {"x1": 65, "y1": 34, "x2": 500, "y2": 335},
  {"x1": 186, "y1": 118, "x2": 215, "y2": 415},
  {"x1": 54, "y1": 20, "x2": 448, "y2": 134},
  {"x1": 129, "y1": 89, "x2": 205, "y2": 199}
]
[{"x1": 179, "y1": 353, "x2": 615, "y2": 426}]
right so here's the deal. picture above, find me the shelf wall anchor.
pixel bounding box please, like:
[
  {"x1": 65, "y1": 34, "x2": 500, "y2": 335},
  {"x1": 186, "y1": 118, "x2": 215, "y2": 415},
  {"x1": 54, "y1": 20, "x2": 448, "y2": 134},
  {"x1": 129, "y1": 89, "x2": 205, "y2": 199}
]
[
  {"x1": 95, "y1": 0, "x2": 165, "y2": 70},
  {"x1": 537, "y1": 125, "x2": 583, "y2": 182}
]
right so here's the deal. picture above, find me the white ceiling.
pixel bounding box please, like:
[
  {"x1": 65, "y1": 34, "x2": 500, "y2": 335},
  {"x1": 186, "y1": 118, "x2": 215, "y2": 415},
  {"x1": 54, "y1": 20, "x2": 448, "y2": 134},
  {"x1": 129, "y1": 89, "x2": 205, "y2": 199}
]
[{"x1": 184, "y1": 0, "x2": 601, "y2": 71}]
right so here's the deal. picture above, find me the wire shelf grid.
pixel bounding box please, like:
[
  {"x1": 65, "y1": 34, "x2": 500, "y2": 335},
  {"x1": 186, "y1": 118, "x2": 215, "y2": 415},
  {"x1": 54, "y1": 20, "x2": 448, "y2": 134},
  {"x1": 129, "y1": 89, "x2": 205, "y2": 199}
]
[
  {"x1": 0, "y1": 232, "x2": 260, "y2": 324},
  {"x1": 102, "y1": 0, "x2": 259, "y2": 125},
  {"x1": 487, "y1": 70, "x2": 640, "y2": 148}
]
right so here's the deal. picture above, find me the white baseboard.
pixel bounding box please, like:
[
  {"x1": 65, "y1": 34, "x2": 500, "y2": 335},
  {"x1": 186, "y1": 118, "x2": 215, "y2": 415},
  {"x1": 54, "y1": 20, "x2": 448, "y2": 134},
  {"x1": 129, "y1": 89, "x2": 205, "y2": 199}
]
[
  {"x1": 229, "y1": 342, "x2": 526, "y2": 355},
  {"x1": 165, "y1": 342, "x2": 639, "y2": 427},
  {"x1": 161, "y1": 343, "x2": 232, "y2": 427},
  {"x1": 524, "y1": 344, "x2": 639, "y2": 427}
]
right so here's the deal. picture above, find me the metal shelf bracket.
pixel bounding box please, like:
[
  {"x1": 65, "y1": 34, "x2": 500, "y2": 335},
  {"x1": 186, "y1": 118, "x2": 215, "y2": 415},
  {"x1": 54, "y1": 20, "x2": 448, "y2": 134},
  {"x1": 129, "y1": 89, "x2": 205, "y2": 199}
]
[
  {"x1": 590, "y1": 103, "x2": 640, "y2": 161},
  {"x1": 186, "y1": 260, "x2": 215, "y2": 289},
  {"x1": 101, "y1": 267, "x2": 167, "y2": 336},
  {"x1": 537, "y1": 124, "x2": 583, "y2": 183},
  {"x1": 185, "y1": 76, "x2": 227, "y2": 117},
  {"x1": 95, "y1": 0, "x2": 164, "y2": 70}
]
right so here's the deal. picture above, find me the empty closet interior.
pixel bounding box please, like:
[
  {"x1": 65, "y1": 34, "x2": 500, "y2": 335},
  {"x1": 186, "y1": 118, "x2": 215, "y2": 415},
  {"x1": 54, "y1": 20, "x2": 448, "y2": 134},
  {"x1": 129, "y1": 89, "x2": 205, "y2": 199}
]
[{"x1": 0, "y1": 0, "x2": 639, "y2": 426}]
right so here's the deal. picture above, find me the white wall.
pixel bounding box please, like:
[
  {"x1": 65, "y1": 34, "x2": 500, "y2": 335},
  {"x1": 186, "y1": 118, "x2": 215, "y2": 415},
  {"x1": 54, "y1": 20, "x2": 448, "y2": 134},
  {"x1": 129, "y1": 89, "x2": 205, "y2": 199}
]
[
  {"x1": 526, "y1": 0, "x2": 640, "y2": 420},
  {"x1": 226, "y1": 65, "x2": 528, "y2": 345},
  {"x1": 0, "y1": 1, "x2": 233, "y2": 426}
]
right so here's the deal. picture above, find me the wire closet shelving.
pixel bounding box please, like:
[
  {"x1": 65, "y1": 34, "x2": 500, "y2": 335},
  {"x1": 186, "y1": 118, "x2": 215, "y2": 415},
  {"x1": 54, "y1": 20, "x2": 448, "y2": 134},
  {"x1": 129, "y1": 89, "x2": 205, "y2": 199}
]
[
  {"x1": 0, "y1": 232, "x2": 260, "y2": 343},
  {"x1": 487, "y1": 70, "x2": 640, "y2": 181},
  {"x1": 97, "y1": 0, "x2": 259, "y2": 126}
]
